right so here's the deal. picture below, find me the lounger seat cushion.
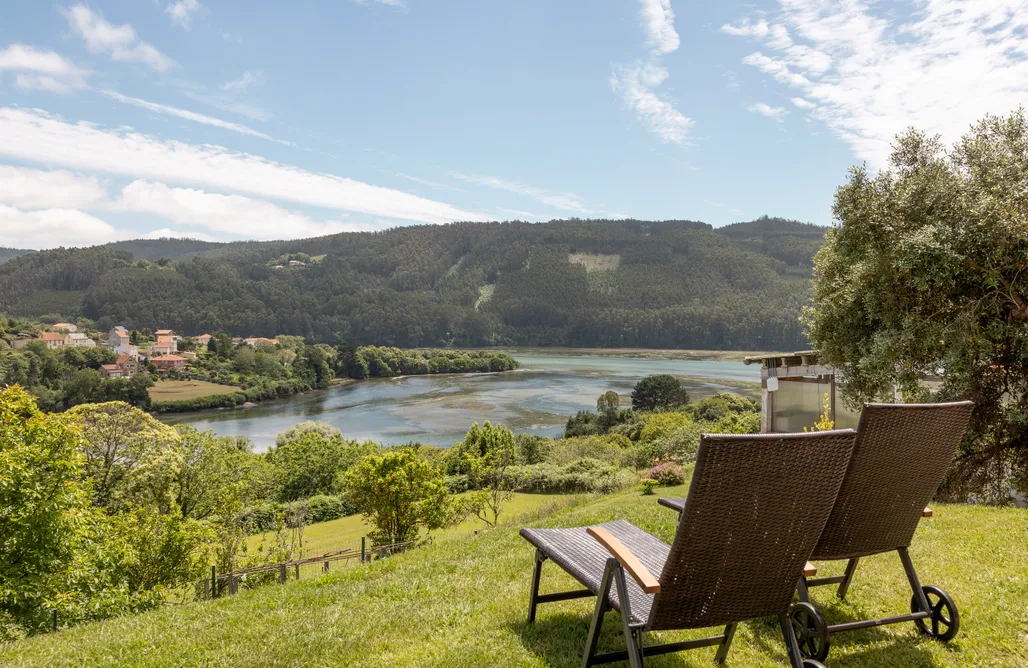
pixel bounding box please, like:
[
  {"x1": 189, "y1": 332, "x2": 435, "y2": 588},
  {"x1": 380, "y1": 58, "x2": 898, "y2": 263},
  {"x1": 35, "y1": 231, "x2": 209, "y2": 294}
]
[{"x1": 520, "y1": 519, "x2": 669, "y2": 625}]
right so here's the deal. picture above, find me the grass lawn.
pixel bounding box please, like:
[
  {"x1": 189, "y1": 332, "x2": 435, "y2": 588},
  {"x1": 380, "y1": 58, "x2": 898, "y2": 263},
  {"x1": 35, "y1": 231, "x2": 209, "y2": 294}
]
[
  {"x1": 4, "y1": 485, "x2": 1027, "y2": 667},
  {"x1": 148, "y1": 379, "x2": 241, "y2": 402}
]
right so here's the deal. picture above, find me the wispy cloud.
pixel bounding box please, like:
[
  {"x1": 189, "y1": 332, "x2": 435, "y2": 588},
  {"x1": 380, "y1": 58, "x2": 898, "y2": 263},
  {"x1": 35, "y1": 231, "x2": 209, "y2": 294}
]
[
  {"x1": 639, "y1": 0, "x2": 680, "y2": 55},
  {"x1": 166, "y1": 0, "x2": 202, "y2": 30},
  {"x1": 352, "y1": 0, "x2": 406, "y2": 7},
  {"x1": 0, "y1": 44, "x2": 89, "y2": 93},
  {"x1": 395, "y1": 172, "x2": 465, "y2": 192},
  {"x1": 611, "y1": 0, "x2": 692, "y2": 145},
  {"x1": 723, "y1": 0, "x2": 1028, "y2": 168},
  {"x1": 220, "y1": 70, "x2": 264, "y2": 91},
  {"x1": 103, "y1": 90, "x2": 289, "y2": 145},
  {"x1": 0, "y1": 107, "x2": 488, "y2": 225},
  {"x1": 0, "y1": 164, "x2": 398, "y2": 248},
  {"x1": 747, "y1": 102, "x2": 787, "y2": 122},
  {"x1": 450, "y1": 171, "x2": 590, "y2": 214},
  {"x1": 62, "y1": 4, "x2": 175, "y2": 72}
]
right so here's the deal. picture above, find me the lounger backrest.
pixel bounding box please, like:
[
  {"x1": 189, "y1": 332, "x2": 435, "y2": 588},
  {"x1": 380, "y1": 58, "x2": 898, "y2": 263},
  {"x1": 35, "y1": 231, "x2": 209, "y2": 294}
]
[
  {"x1": 812, "y1": 401, "x2": 973, "y2": 560},
  {"x1": 647, "y1": 430, "x2": 856, "y2": 631}
]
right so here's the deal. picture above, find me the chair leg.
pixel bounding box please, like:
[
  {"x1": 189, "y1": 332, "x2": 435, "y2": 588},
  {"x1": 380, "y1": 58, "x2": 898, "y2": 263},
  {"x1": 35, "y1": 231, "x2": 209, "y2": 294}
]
[
  {"x1": 612, "y1": 565, "x2": 644, "y2": 668},
  {"x1": 899, "y1": 547, "x2": 932, "y2": 614},
  {"x1": 796, "y1": 576, "x2": 811, "y2": 604},
  {"x1": 714, "y1": 622, "x2": 737, "y2": 664},
  {"x1": 528, "y1": 550, "x2": 545, "y2": 623},
  {"x1": 837, "y1": 558, "x2": 859, "y2": 600},
  {"x1": 779, "y1": 612, "x2": 805, "y2": 668},
  {"x1": 581, "y1": 560, "x2": 615, "y2": 668}
]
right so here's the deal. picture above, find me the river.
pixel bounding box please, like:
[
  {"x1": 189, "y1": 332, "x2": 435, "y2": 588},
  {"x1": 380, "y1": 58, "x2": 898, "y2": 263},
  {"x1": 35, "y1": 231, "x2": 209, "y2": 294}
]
[{"x1": 158, "y1": 349, "x2": 761, "y2": 451}]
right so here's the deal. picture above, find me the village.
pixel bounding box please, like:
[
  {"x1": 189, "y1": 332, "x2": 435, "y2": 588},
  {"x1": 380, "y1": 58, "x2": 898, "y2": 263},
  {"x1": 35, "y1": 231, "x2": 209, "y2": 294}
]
[{"x1": 30, "y1": 322, "x2": 279, "y2": 380}]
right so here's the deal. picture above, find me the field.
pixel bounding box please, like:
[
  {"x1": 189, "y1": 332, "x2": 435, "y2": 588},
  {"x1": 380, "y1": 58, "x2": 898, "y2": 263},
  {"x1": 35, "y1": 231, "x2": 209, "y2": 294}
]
[
  {"x1": 5, "y1": 480, "x2": 1027, "y2": 668},
  {"x1": 148, "y1": 379, "x2": 241, "y2": 402}
]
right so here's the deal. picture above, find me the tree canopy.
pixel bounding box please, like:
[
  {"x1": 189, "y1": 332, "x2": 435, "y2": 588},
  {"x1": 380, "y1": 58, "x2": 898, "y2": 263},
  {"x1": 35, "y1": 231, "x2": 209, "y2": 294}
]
[{"x1": 805, "y1": 110, "x2": 1028, "y2": 501}]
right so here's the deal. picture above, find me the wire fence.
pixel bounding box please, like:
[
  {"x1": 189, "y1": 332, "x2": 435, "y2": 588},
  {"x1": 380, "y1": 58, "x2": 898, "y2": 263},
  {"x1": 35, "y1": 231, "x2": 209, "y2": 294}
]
[{"x1": 196, "y1": 537, "x2": 417, "y2": 600}]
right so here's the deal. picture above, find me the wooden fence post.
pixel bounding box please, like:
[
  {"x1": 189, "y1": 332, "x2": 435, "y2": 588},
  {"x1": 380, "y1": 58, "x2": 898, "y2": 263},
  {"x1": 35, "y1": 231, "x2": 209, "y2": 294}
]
[
  {"x1": 211, "y1": 565, "x2": 217, "y2": 599},
  {"x1": 361, "y1": 537, "x2": 366, "y2": 563},
  {"x1": 279, "y1": 564, "x2": 287, "y2": 584},
  {"x1": 294, "y1": 563, "x2": 300, "y2": 580},
  {"x1": 203, "y1": 578, "x2": 210, "y2": 600},
  {"x1": 323, "y1": 560, "x2": 329, "y2": 573},
  {"x1": 228, "y1": 574, "x2": 237, "y2": 595}
]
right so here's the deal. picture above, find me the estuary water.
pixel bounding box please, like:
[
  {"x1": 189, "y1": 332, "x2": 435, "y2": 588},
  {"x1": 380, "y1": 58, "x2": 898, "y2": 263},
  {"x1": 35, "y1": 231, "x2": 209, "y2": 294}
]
[{"x1": 158, "y1": 350, "x2": 761, "y2": 451}]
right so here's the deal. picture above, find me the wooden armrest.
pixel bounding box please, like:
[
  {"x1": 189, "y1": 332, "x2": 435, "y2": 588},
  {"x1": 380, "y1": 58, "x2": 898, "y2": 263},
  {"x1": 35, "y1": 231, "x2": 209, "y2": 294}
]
[
  {"x1": 586, "y1": 526, "x2": 661, "y2": 594},
  {"x1": 803, "y1": 561, "x2": 817, "y2": 578},
  {"x1": 923, "y1": 507, "x2": 932, "y2": 518}
]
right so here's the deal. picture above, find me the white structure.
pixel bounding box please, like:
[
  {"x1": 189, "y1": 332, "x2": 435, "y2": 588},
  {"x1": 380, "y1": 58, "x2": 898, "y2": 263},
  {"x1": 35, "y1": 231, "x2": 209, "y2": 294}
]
[
  {"x1": 64, "y1": 332, "x2": 96, "y2": 348},
  {"x1": 108, "y1": 326, "x2": 130, "y2": 348},
  {"x1": 52, "y1": 322, "x2": 77, "y2": 333}
]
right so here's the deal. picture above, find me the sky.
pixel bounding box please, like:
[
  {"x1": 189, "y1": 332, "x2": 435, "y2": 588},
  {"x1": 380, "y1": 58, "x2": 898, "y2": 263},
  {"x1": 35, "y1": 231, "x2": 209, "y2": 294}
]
[{"x1": 2, "y1": 0, "x2": 1028, "y2": 249}]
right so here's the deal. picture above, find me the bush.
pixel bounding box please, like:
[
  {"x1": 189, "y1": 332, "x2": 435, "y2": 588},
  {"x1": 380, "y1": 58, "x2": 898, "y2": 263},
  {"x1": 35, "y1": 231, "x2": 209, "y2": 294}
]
[
  {"x1": 646, "y1": 462, "x2": 685, "y2": 486},
  {"x1": 306, "y1": 494, "x2": 357, "y2": 524},
  {"x1": 444, "y1": 474, "x2": 472, "y2": 494},
  {"x1": 506, "y1": 458, "x2": 625, "y2": 494},
  {"x1": 639, "y1": 412, "x2": 693, "y2": 443},
  {"x1": 235, "y1": 503, "x2": 281, "y2": 534},
  {"x1": 641, "y1": 478, "x2": 659, "y2": 495},
  {"x1": 631, "y1": 375, "x2": 690, "y2": 412}
]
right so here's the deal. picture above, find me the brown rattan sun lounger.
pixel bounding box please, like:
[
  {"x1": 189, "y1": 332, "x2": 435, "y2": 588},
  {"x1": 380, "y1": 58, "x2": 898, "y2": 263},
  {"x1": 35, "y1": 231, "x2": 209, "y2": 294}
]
[
  {"x1": 658, "y1": 401, "x2": 974, "y2": 663},
  {"x1": 521, "y1": 430, "x2": 857, "y2": 668}
]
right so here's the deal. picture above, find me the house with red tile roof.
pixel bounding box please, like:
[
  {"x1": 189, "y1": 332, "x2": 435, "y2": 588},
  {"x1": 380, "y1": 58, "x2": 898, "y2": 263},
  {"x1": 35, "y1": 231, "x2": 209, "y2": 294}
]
[
  {"x1": 152, "y1": 355, "x2": 188, "y2": 372},
  {"x1": 38, "y1": 331, "x2": 64, "y2": 349},
  {"x1": 99, "y1": 364, "x2": 124, "y2": 379}
]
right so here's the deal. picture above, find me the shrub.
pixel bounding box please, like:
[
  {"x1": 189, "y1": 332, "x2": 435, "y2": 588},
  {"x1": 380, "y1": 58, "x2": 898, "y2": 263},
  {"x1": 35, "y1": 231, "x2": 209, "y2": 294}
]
[
  {"x1": 631, "y1": 375, "x2": 690, "y2": 412},
  {"x1": 234, "y1": 503, "x2": 281, "y2": 534},
  {"x1": 641, "y1": 478, "x2": 659, "y2": 495},
  {"x1": 306, "y1": 494, "x2": 357, "y2": 524},
  {"x1": 646, "y1": 462, "x2": 685, "y2": 486},
  {"x1": 639, "y1": 411, "x2": 693, "y2": 443},
  {"x1": 651, "y1": 423, "x2": 704, "y2": 465}
]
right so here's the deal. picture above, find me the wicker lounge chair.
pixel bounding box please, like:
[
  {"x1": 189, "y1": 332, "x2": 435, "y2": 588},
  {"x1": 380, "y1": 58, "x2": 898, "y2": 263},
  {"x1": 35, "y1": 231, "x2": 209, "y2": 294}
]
[
  {"x1": 657, "y1": 401, "x2": 974, "y2": 662},
  {"x1": 520, "y1": 430, "x2": 857, "y2": 668}
]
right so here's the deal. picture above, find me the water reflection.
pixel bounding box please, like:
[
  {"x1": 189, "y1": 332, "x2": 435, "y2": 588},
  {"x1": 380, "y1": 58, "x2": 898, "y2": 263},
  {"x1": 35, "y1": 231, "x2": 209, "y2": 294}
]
[{"x1": 158, "y1": 352, "x2": 760, "y2": 451}]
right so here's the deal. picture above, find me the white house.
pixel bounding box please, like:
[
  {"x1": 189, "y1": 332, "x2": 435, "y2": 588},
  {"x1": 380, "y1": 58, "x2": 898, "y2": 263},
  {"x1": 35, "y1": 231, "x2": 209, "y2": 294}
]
[{"x1": 64, "y1": 332, "x2": 96, "y2": 348}]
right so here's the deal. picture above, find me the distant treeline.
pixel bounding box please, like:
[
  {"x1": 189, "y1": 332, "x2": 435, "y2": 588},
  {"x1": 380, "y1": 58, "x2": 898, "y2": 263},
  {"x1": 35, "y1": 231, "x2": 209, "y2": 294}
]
[
  {"x1": 339, "y1": 346, "x2": 519, "y2": 379},
  {"x1": 0, "y1": 217, "x2": 825, "y2": 350}
]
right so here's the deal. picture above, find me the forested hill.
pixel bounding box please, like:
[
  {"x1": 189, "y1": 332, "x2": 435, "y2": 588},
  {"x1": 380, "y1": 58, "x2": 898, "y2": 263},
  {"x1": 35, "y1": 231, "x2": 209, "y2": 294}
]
[
  {"x1": 0, "y1": 217, "x2": 827, "y2": 350},
  {"x1": 0, "y1": 247, "x2": 33, "y2": 264}
]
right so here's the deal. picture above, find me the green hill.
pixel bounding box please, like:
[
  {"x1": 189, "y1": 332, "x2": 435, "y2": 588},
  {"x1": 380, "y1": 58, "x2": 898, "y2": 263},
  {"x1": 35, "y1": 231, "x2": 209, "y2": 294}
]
[
  {"x1": 3, "y1": 486, "x2": 1025, "y2": 668},
  {"x1": 0, "y1": 218, "x2": 826, "y2": 350},
  {"x1": 0, "y1": 247, "x2": 33, "y2": 264}
]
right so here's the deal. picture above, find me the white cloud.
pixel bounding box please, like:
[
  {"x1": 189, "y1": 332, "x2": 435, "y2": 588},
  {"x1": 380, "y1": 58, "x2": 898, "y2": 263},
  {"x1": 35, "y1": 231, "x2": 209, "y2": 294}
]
[
  {"x1": 395, "y1": 172, "x2": 465, "y2": 192},
  {"x1": 747, "y1": 102, "x2": 788, "y2": 122},
  {"x1": 141, "y1": 228, "x2": 217, "y2": 242},
  {"x1": 639, "y1": 0, "x2": 680, "y2": 55},
  {"x1": 450, "y1": 172, "x2": 590, "y2": 214},
  {"x1": 726, "y1": 0, "x2": 1028, "y2": 168},
  {"x1": 722, "y1": 19, "x2": 770, "y2": 39},
  {"x1": 113, "y1": 180, "x2": 369, "y2": 239},
  {"x1": 0, "y1": 44, "x2": 88, "y2": 92},
  {"x1": 610, "y1": 62, "x2": 693, "y2": 144},
  {"x1": 0, "y1": 107, "x2": 486, "y2": 225},
  {"x1": 166, "y1": 0, "x2": 202, "y2": 30},
  {"x1": 102, "y1": 90, "x2": 289, "y2": 145},
  {"x1": 611, "y1": 1, "x2": 691, "y2": 144},
  {"x1": 0, "y1": 204, "x2": 121, "y2": 249},
  {"x1": 791, "y1": 97, "x2": 815, "y2": 110},
  {"x1": 353, "y1": 0, "x2": 406, "y2": 7},
  {"x1": 62, "y1": 4, "x2": 175, "y2": 72},
  {"x1": 0, "y1": 165, "x2": 107, "y2": 209},
  {"x1": 220, "y1": 70, "x2": 263, "y2": 91}
]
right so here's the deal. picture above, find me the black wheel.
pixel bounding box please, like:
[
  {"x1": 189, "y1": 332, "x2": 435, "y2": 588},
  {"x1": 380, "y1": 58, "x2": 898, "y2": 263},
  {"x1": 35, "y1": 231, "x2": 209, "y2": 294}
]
[
  {"x1": 802, "y1": 662, "x2": 827, "y2": 668},
  {"x1": 789, "y1": 601, "x2": 830, "y2": 662},
  {"x1": 911, "y1": 585, "x2": 959, "y2": 641}
]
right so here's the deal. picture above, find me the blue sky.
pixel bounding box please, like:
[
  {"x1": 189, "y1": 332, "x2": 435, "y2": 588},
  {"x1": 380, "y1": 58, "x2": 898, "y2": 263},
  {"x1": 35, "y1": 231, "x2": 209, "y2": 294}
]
[{"x1": 1, "y1": 0, "x2": 1026, "y2": 248}]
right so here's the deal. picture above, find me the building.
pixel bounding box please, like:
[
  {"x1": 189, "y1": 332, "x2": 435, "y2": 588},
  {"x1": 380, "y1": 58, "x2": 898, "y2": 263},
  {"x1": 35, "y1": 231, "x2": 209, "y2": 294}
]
[
  {"x1": 114, "y1": 343, "x2": 139, "y2": 359},
  {"x1": 179, "y1": 351, "x2": 198, "y2": 361},
  {"x1": 155, "y1": 329, "x2": 181, "y2": 342},
  {"x1": 108, "y1": 326, "x2": 130, "y2": 348},
  {"x1": 38, "y1": 332, "x2": 64, "y2": 349},
  {"x1": 151, "y1": 335, "x2": 177, "y2": 355},
  {"x1": 64, "y1": 332, "x2": 96, "y2": 348},
  {"x1": 116, "y1": 353, "x2": 139, "y2": 377},
  {"x1": 52, "y1": 322, "x2": 77, "y2": 333},
  {"x1": 99, "y1": 364, "x2": 123, "y2": 379},
  {"x1": 152, "y1": 355, "x2": 188, "y2": 372},
  {"x1": 194, "y1": 333, "x2": 213, "y2": 347}
]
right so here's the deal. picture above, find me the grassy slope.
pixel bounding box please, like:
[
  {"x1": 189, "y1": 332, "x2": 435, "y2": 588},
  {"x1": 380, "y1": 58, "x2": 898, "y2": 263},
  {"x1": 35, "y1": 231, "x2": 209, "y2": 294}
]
[
  {"x1": 148, "y1": 379, "x2": 241, "y2": 401},
  {"x1": 5, "y1": 486, "x2": 1027, "y2": 667}
]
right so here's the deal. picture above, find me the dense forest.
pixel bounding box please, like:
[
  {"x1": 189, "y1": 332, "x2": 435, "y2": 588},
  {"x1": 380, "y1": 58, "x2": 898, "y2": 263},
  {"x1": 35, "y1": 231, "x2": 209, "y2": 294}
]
[
  {"x1": 0, "y1": 247, "x2": 32, "y2": 264},
  {"x1": 0, "y1": 217, "x2": 826, "y2": 350}
]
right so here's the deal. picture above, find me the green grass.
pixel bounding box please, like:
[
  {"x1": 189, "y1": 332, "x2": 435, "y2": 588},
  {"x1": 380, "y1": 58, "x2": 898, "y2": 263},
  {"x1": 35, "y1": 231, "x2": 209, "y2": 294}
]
[
  {"x1": 4, "y1": 485, "x2": 1027, "y2": 667},
  {"x1": 148, "y1": 379, "x2": 241, "y2": 402}
]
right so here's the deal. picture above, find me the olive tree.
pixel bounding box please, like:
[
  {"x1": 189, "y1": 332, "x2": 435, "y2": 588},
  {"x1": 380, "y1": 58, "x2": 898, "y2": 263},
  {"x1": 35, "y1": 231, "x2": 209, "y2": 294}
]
[{"x1": 805, "y1": 110, "x2": 1028, "y2": 502}]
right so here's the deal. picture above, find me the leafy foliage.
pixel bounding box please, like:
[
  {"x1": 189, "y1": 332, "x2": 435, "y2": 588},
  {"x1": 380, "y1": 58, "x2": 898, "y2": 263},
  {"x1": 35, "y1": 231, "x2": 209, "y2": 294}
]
[
  {"x1": 805, "y1": 111, "x2": 1028, "y2": 501},
  {"x1": 630, "y1": 374, "x2": 690, "y2": 412}
]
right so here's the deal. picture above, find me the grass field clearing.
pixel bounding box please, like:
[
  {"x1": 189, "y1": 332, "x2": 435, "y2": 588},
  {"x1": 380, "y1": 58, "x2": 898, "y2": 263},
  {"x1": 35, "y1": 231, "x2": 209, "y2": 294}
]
[{"x1": 148, "y1": 379, "x2": 241, "y2": 402}]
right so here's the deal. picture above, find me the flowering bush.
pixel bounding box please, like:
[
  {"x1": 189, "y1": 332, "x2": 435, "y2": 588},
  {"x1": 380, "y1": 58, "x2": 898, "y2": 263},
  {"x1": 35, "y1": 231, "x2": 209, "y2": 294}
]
[{"x1": 646, "y1": 462, "x2": 685, "y2": 486}]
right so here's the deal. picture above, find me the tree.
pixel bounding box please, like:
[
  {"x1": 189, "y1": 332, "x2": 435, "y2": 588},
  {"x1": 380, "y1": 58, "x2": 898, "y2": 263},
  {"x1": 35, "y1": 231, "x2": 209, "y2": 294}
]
[
  {"x1": 596, "y1": 390, "x2": 620, "y2": 416},
  {"x1": 344, "y1": 449, "x2": 453, "y2": 545},
  {"x1": 67, "y1": 402, "x2": 181, "y2": 510},
  {"x1": 275, "y1": 420, "x2": 342, "y2": 448},
  {"x1": 804, "y1": 110, "x2": 1028, "y2": 502},
  {"x1": 456, "y1": 422, "x2": 520, "y2": 526},
  {"x1": 269, "y1": 432, "x2": 349, "y2": 501},
  {"x1": 174, "y1": 426, "x2": 274, "y2": 520},
  {"x1": 630, "y1": 374, "x2": 689, "y2": 412},
  {"x1": 0, "y1": 386, "x2": 87, "y2": 635}
]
